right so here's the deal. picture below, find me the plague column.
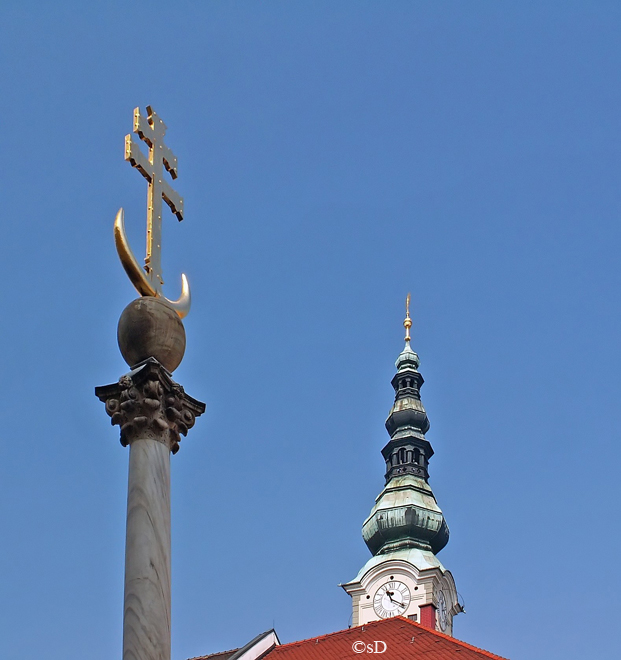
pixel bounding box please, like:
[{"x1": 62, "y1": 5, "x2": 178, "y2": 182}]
[{"x1": 96, "y1": 106, "x2": 205, "y2": 660}]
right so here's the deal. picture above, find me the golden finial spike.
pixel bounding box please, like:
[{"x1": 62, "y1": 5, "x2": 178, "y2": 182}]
[{"x1": 404, "y1": 292, "x2": 412, "y2": 343}]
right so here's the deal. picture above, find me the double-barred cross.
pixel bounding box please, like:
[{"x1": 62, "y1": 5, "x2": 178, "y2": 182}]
[{"x1": 125, "y1": 105, "x2": 184, "y2": 292}]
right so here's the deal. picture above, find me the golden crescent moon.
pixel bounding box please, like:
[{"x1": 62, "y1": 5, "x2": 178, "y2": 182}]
[{"x1": 113, "y1": 208, "x2": 191, "y2": 319}]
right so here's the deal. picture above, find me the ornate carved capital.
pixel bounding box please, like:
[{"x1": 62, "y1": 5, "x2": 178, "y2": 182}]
[{"x1": 96, "y1": 358, "x2": 205, "y2": 453}]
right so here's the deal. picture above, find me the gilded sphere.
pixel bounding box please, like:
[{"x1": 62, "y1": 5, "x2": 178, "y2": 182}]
[{"x1": 117, "y1": 297, "x2": 186, "y2": 372}]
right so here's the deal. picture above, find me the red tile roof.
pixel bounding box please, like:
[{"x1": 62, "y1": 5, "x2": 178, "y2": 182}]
[{"x1": 266, "y1": 617, "x2": 507, "y2": 660}]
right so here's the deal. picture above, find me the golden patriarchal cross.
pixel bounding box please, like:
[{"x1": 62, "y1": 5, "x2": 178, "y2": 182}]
[
  {"x1": 125, "y1": 106, "x2": 184, "y2": 290},
  {"x1": 114, "y1": 106, "x2": 191, "y2": 318}
]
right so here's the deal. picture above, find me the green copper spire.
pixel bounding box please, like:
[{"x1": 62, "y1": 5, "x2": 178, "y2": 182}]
[{"x1": 361, "y1": 296, "x2": 449, "y2": 556}]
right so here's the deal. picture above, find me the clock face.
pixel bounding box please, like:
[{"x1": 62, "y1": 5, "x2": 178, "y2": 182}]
[
  {"x1": 373, "y1": 580, "x2": 411, "y2": 618},
  {"x1": 437, "y1": 590, "x2": 448, "y2": 631}
]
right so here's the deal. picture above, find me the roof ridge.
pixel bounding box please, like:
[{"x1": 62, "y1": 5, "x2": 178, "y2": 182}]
[
  {"x1": 275, "y1": 616, "x2": 404, "y2": 648},
  {"x1": 275, "y1": 625, "x2": 343, "y2": 649},
  {"x1": 390, "y1": 617, "x2": 508, "y2": 659},
  {"x1": 187, "y1": 647, "x2": 239, "y2": 660}
]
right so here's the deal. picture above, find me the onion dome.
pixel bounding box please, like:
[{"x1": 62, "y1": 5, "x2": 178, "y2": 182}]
[{"x1": 362, "y1": 295, "x2": 449, "y2": 557}]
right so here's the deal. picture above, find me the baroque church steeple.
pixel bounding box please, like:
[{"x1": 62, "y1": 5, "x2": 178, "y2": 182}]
[{"x1": 342, "y1": 296, "x2": 462, "y2": 634}]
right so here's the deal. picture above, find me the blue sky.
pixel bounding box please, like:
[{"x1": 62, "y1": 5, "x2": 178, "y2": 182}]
[{"x1": 1, "y1": 2, "x2": 620, "y2": 659}]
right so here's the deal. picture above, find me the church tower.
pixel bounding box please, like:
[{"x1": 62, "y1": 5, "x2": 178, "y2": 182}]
[{"x1": 342, "y1": 297, "x2": 462, "y2": 635}]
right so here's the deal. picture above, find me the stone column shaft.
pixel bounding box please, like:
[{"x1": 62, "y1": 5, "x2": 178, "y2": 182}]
[{"x1": 123, "y1": 438, "x2": 171, "y2": 660}]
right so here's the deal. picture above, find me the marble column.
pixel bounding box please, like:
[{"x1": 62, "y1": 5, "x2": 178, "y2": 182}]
[
  {"x1": 97, "y1": 357, "x2": 205, "y2": 660},
  {"x1": 124, "y1": 437, "x2": 171, "y2": 660}
]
